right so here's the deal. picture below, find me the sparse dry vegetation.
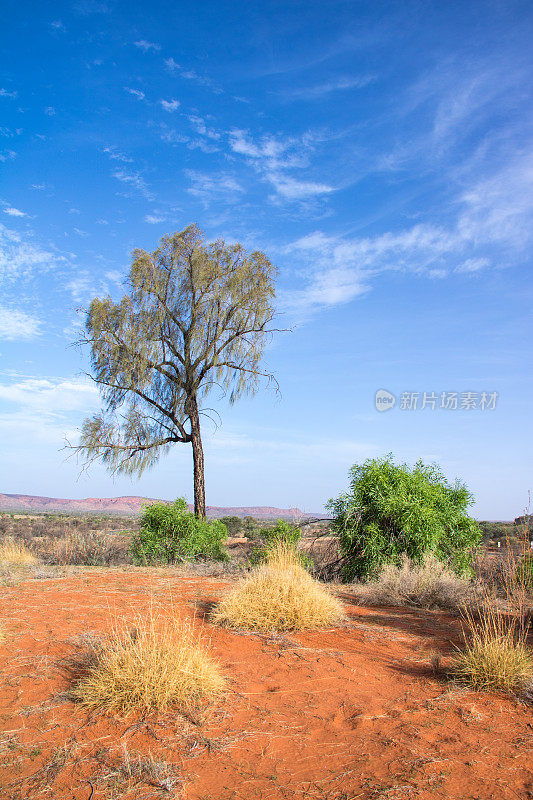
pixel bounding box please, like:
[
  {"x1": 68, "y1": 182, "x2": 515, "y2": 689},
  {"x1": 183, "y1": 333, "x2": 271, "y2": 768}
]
[
  {"x1": 453, "y1": 605, "x2": 533, "y2": 693},
  {"x1": 0, "y1": 536, "x2": 37, "y2": 567},
  {"x1": 453, "y1": 508, "x2": 533, "y2": 695},
  {"x1": 353, "y1": 553, "x2": 472, "y2": 610},
  {"x1": 213, "y1": 542, "x2": 346, "y2": 632},
  {"x1": 66, "y1": 613, "x2": 225, "y2": 715}
]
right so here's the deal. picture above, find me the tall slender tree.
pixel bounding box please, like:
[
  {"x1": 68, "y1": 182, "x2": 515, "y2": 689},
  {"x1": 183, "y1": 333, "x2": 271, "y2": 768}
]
[{"x1": 74, "y1": 224, "x2": 278, "y2": 517}]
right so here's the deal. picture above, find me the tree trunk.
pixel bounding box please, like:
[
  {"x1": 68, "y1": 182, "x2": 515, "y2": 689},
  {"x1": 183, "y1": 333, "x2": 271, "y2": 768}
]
[{"x1": 189, "y1": 397, "x2": 206, "y2": 518}]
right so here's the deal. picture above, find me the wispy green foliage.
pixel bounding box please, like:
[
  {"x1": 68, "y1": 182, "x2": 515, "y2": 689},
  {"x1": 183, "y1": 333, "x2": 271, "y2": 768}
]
[
  {"x1": 131, "y1": 498, "x2": 228, "y2": 563},
  {"x1": 263, "y1": 519, "x2": 301, "y2": 548},
  {"x1": 327, "y1": 455, "x2": 481, "y2": 581},
  {"x1": 250, "y1": 519, "x2": 310, "y2": 567},
  {"x1": 74, "y1": 224, "x2": 278, "y2": 517}
]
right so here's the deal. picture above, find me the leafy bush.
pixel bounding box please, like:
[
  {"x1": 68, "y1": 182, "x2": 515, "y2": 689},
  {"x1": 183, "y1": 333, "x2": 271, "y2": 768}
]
[
  {"x1": 327, "y1": 455, "x2": 481, "y2": 581},
  {"x1": 478, "y1": 521, "x2": 515, "y2": 544},
  {"x1": 131, "y1": 499, "x2": 228, "y2": 564},
  {"x1": 249, "y1": 519, "x2": 310, "y2": 567},
  {"x1": 242, "y1": 515, "x2": 260, "y2": 539},
  {"x1": 353, "y1": 553, "x2": 471, "y2": 610},
  {"x1": 219, "y1": 516, "x2": 242, "y2": 536},
  {"x1": 263, "y1": 519, "x2": 301, "y2": 547}
]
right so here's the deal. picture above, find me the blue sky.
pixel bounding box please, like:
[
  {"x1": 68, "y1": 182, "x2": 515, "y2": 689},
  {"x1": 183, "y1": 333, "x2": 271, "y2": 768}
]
[{"x1": 0, "y1": 0, "x2": 531, "y2": 518}]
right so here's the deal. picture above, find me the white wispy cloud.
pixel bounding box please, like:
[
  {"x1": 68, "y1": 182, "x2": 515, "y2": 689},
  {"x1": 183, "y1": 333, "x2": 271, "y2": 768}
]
[
  {"x1": 285, "y1": 75, "x2": 375, "y2": 100},
  {"x1": 2, "y1": 206, "x2": 27, "y2": 217},
  {"x1": 103, "y1": 145, "x2": 133, "y2": 162},
  {"x1": 0, "y1": 308, "x2": 41, "y2": 340},
  {"x1": 160, "y1": 99, "x2": 180, "y2": 111},
  {"x1": 457, "y1": 150, "x2": 533, "y2": 251},
  {"x1": 144, "y1": 214, "x2": 166, "y2": 224},
  {"x1": 0, "y1": 375, "x2": 100, "y2": 448},
  {"x1": 159, "y1": 124, "x2": 219, "y2": 154},
  {"x1": 0, "y1": 375, "x2": 98, "y2": 410},
  {"x1": 455, "y1": 258, "x2": 489, "y2": 273},
  {"x1": 228, "y1": 128, "x2": 333, "y2": 201},
  {"x1": 205, "y1": 426, "x2": 377, "y2": 468},
  {"x1": 124, "y1": 87, "x2": 145, "y2": 101},
  {"x1": 44, "y1": 106, "x2": 56, "y2": 116},
  {"x1": 283, "y1": 146, "x2": 533, "y2": 312},
  {"x1": 134, "y1": 40, "x2": 161, "y2": 52},
  {"x1": 0, "y1": 223, "x2": 59, "y2": 282},
  {"x1": 164, "y1": 57, "x2": 222, "y2": 93},
  {"x1": 187, "y1": 114, "x2": 220, "y2": 140},
  {"x1": 0, "y1": 150, "x2": 17, "y2": 162},
  {"x1": 267, "y1": 174, "x2": 333, "y2": 200},
  {"x1": 0, "y1": 89, "x2": 17, "y2": 99},
  {"x1": 112, "y1": 170, "x2": 154, "y2": 200},
  {"x1": 186, "y1": 171, "x2": 244, "y2": 205}
]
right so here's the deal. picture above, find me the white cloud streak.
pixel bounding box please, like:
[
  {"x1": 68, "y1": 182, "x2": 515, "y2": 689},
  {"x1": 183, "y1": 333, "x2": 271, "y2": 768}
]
[
  {"x1": 0, "y1": 308, "x2": 41, "y2": 340},
  {"x1": 134, "y1": 40, "x2": 161, "y2": 52}
]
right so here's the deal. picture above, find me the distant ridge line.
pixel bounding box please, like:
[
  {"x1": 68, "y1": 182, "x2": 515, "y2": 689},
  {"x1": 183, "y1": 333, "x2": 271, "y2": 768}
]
[{"x1": 0, "y1": 493, "x2": 320, "y2": 519}]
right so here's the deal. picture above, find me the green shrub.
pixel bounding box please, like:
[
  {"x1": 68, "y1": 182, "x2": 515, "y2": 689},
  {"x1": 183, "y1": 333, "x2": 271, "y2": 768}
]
[
  {"x1": 249, "y1": 519, "x2": 312, "y2": 568},
  {"x1": 131, "y1": 499, "x2": 228, "y2": 564},
  {"x1": 263, "y1": 519, "x2": 301, "y2": 548},
  {"x1": 327, "y1": 455, "x2": 481, "y2": 582},
  {"x1": 242, "y1": 516, "x2": 260, "y2": 539},
  {"x1": 479, "y1": 520, "x2": 515, "y2": 544},
  {"x1": 219, "y1": 516, "x2": 242, "y2": 536}
]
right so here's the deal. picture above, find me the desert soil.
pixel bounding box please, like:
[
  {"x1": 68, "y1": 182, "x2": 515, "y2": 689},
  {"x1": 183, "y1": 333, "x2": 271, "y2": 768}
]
[{"x1": 0, "y1": 569, "x2": 532, "y2": 800}]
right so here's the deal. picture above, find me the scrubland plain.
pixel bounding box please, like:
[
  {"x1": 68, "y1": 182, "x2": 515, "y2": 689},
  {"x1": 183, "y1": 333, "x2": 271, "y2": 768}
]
[{"x1": 0, "y1": 515, "x2": 532, "y2": 800}]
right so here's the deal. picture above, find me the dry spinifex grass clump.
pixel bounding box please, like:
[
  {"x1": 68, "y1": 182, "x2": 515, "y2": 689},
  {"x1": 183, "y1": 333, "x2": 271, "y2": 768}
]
[
  {"x1": 355, "y1": 553, "x2": 471, "y2": 610},
  {"x1": 453, "y1": 597, "x2": 533, "y2": 694},
  {"x1": 0, "y1": 536, "x2": 37, "y2": 567},
  {"x1": 453, "y1": 512, "x2": 533, "y2": 695},
  {"x1": 68, "y1": 613, "x2": 225, "y2": 715},
  {"x1": 213, "y1": 542, "x2": 346, "y2": 632}
]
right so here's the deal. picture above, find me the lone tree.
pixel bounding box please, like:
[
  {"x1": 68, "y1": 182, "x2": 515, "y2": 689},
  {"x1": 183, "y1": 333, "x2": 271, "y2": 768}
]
[{"x1": 74, "y1": 224, "x2": 278, "y2": 518}]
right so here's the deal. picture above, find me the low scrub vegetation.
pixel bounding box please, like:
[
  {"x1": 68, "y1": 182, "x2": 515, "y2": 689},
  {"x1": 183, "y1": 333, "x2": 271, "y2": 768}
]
[
  {"x1": 0, "y1": 536, "x2": 37, "y2": 567},
  {"x1": 213, "y1": 542, "x2": 345, "y2": 632},
  {"x1": 131, "y1": 499, "x2": 228, "y2": 564},
  {"x1": 328, "y1": 455, "x2": 481, "y2": 581},
  {"x1": 48, "y1": 530, "x2": 131, "y2": 566},
  {"x1": 453, "y1": 601, "x2": 533, "y2": 694},
  {"x1": 453, "y1": 513, "x2": 533, "y2": 696},
  {"x1": 67, "y1": 614, "x2": 225, "y2": 715},
  {"x1": 354, "y1": 553, "x2": 471, "y2": 610}
]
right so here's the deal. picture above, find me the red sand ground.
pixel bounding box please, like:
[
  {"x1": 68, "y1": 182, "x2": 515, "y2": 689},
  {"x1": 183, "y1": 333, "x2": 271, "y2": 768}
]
[{"x1": 0, "y1": 569, "x2": 532, "y2": 800}]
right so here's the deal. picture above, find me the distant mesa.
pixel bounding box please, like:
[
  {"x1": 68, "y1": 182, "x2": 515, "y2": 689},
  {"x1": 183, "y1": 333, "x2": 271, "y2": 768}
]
[{"x1": 0, "y1": 493, "x2": 319, "y2": 519}]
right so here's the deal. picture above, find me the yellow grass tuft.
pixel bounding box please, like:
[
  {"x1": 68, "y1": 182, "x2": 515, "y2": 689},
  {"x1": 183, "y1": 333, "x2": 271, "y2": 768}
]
[
  {"x1": 0, "y1": 623, "x2": 5, "y2": 644},
  {"x1": 0, "y1": 537, "x2": 37, "y2": 567},
  {"x1": 453, "y1": 505, "x2": 533, "y2": 696},
  {"x1": 453, "y1": 622, "x2": 533, "y2": 694},
  {"x1": 68, "y1": 613, "x2": 225, "y2": 715},
  {"x1": 213, "y1": 542, "x2": 346, "y2": 632},
  {"x1": 453, "y1": 587, "x2": 533, "y2": 694}
]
